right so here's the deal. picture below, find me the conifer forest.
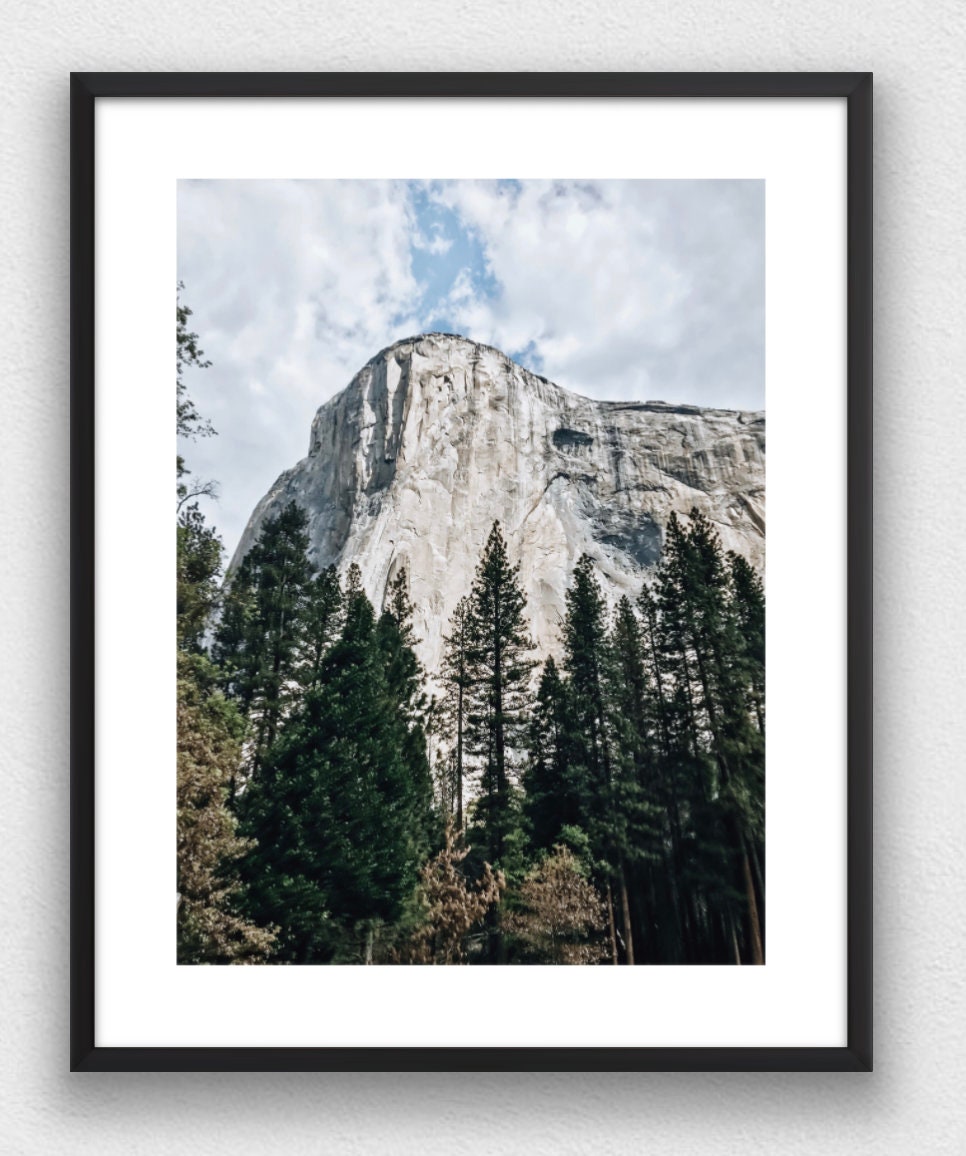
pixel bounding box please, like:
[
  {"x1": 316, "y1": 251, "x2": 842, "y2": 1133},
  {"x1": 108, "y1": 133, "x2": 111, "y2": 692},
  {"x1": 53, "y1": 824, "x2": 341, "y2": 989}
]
[{"x1": 177, "y1": 293, "x2": 765, "y2": 967}]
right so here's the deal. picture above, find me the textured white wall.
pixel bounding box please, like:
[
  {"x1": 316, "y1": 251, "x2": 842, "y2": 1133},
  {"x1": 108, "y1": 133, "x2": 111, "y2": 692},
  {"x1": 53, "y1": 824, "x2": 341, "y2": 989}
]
[{"x1": 3, "y1": 1, "x2": 965, "y2": 1151}]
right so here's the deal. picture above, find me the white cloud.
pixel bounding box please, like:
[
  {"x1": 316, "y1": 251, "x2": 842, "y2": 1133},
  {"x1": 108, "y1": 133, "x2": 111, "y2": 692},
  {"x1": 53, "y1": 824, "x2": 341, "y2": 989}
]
[
  {"x1": 428, "y1": 179, "x2": 763, "y2": 410},
  {"x1": 413, "y1": 229, "x2": 453, "y2": 256},
  {"x1": 178, "y1": 179, "x2": 424, "y2": 557}
]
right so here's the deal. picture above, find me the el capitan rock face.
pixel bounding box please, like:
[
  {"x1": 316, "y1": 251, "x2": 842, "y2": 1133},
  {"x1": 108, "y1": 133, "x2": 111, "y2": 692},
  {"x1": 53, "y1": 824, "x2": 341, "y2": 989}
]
[{"x1": 233, "y1": 333, "x2": 765, "y2": 676}]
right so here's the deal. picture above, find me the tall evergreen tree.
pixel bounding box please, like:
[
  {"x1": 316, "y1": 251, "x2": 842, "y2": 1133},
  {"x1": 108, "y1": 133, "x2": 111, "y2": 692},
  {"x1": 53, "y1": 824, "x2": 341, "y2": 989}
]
[
  {"x1": 610, "y1": 596, "x2": 652, "y2": 778},
  {"x1": 239, "y1": 583, "x2": 434, "y2": 962},
  {"x1": 439, "y1": 596, "x2": 473, "y2": 831},
  {"x1": 464, "y1": 523, "x2": 535, "y2": 866},
  {"x1": 606, "y1": 595, "x2": 666, "y2": 963},
  {"x1": 560, "y1": 554, "x2": 636, "y2": 964},
  {"x1": 637, "y1": 580, "x2": 695, "y2": 962},
  {"x1": 523, "y1": 657, "x2": 581, "y2": 853},
  {"x1": 377, "y1": 569, "x2": 426, "y2": 724},
  {"x1": 213, "y1": 501, "x2": 313, "y2": 777},
  {"x1": 298, "y1": 564, "x2": 343, "y2": 690},
  {"x1": 729, "y1": 551, "x2": 765, "y2": 736},
  {"x1": 376, "y1": 567, "x2": 435, "y2": 862}
]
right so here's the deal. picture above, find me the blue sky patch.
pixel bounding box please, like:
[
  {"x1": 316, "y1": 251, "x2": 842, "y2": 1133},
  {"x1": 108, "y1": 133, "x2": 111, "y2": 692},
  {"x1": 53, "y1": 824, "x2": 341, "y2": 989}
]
[
  {"x1": 406, "y1": 187, "x2": 496, "y2": 325},
  {"x1": 404, "y1": 182, "x2": 546, "y2": 373}
]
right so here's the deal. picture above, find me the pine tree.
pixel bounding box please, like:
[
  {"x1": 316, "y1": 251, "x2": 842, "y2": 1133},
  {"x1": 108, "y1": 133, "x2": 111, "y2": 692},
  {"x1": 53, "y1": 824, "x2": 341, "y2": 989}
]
[
  {"x1": 238, "y1": 579, "x2": 435, "y2": 962},
  {"x1": 560, "y1": 554, "x2": 636, "y2": 964},
  {"x1": 729, "y1": 551, "x2": 765, "y2": 736},
  {"x1": 561, "y1": 557, "x2": 611, "y2": 787},
  {"x1": 610, "y1": 596, "x2": 652, "y2": 778},
  {"x1": 606, "y1": 595, "x2": 667, "y2": 963},
  {"x1": 523, "y1": 657, "x2": 582, "y2": 853},
  {"x1": 344, "y1": 561, "x2": 363, "y2": 597},
  {"x1": 298, "y1": 564, "x2": 343, "y2": 690},
  {"x1": 727, "y1": 548, "x2": 766, "y2": 941},
  {"x1": 439, "y1": 596, "x2": 473, "y2": 831},
  {"x1": 722, "y1": 548, "x2": 766, "y2": 953},
  {"x1": 464, "y1": 523, "x2": 535, "y2": 866},
  {"x1": 376, "y1": 566, "x2": 435, "y2": 865},
  {"x1": 213, "y1": 501, "x2": 313, "y2": 776},
  {"x1": 377, "y1": 568, "x2": 426, "y2": 725}
]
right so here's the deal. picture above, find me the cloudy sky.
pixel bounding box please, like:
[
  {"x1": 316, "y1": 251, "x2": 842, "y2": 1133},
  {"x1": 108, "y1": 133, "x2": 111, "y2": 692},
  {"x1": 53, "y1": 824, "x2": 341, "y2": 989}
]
[{"x1": 177, "y1": 179, "x2": 764, "y2": 558}]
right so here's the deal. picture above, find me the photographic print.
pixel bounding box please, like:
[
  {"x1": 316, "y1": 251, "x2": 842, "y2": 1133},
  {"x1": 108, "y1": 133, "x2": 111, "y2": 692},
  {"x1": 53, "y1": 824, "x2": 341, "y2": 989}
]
[
  {"x1": 74, "y1": 73, "x2": 870, "y2": 1069},
  {"x1": 175, "y1": 178, "x2": 766, "y2": 968}
]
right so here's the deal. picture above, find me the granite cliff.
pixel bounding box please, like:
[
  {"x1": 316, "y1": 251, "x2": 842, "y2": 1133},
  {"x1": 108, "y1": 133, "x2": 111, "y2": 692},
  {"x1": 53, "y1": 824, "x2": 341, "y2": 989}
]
[{"x1": 233, "y1": 333, "x2": 765, "y2": 675}]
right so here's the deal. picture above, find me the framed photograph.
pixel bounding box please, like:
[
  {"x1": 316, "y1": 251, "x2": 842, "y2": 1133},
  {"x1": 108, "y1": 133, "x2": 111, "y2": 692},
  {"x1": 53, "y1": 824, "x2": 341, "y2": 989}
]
[{"x1": 71, "y1": 72, "x2": 872, "y2": 1072}]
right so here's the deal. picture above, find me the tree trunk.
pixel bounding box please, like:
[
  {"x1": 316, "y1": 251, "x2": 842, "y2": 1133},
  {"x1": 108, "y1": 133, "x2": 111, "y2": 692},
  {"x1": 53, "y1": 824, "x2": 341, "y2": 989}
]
[
  {"x1": 606, "y1": 882, "x2": 619, "y2": 966},
  {"x1": 456, "y1": 683, "x2": 464, "y2": 831},
  {"x1": 742, "y1": 849, "x2": 764, "y2": 964},
  {"x1": 619, "y1": 866, "x2": 635, "y2": 965},
  {"x1": 751, "y1": 840, "x2": 766, "y2": 935},
  {"x1": 492, "y1": 593, "x2": 505, "y2": 860},
  {"x1": 730, "y1": 913, "x2": 742, "y2": 965}
]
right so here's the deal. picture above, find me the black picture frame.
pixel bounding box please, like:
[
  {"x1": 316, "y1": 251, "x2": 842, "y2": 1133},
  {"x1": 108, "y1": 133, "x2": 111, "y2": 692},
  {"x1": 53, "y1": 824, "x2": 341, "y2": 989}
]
[{"x1": 70, "y1": 71, "x2": 872, "y2": 1073}]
